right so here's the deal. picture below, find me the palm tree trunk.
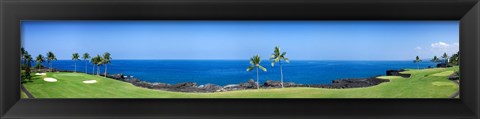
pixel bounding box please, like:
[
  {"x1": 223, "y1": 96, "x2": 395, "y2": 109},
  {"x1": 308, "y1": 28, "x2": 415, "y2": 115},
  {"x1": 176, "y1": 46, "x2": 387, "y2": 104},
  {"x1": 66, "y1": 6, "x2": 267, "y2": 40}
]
[
  {"x1": 280, "y1": 61, "x2": 284, "y2": 88},
  {"x1": 74, "y1": 61, "x2": 77, "y2": 73},
  {"x1": 104, "y1": 64, "x2": 107, "y2": 77},
  {"x1": 36, "y1": 62, "x2": 39, "y2": 72},
  {"x1": 256, "y1": 67, "x2": 259, "y2": 90},
  {"x1": 97, "y1": 65, "x2": 100, "y2": 75},
  {"x1": 92, "y1": 64, "x2": 95, "y2": 75},
  {"x1": 85, "y1": 61, "x2": 88, "y2": 73}
]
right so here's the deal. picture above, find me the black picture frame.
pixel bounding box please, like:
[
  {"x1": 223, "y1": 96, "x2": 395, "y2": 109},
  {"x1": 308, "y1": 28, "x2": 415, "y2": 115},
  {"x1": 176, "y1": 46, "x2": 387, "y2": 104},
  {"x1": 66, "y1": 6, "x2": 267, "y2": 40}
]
[{"x1": 1, "y1": 0, "x2": 479, "y2": 119}]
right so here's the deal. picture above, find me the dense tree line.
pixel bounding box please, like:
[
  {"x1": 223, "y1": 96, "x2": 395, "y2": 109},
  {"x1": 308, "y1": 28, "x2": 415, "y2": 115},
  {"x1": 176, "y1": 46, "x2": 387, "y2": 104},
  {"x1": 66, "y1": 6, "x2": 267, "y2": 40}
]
[{"x1": 20, "y1": 47, "x2": 112, "y2": 83}]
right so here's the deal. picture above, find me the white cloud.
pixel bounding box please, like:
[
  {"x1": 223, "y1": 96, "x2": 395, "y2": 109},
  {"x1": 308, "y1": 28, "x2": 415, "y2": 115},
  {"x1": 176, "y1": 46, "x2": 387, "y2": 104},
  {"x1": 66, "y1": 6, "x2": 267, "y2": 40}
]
[
  {"x1": 415, "y1": 46, "x2": 422, "y2": 50},
  {"x1": 430, "y1": 41, "x2": 459, "y2": 55},
  {"x1": 431, "y1": 42, "x2": 450, "y2": 49},
  {"x1": 453, "y1": 42, "x2": 459, "y2": 46}
]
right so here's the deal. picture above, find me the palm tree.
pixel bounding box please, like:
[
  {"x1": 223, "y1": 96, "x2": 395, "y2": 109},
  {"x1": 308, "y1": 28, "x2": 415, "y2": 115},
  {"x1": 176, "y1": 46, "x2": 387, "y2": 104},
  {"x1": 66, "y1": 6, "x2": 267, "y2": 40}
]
[
  {"x1": 21, "y1": 47, "x2": 26, "y2": 57},
  {"x1": 270, "y1": 46, "x2": 290, "y2": 88},
  {"x1": 46, "y1": 51, "x2": 57, "y2": 72},
  {"x1": 23, "y1": 53, "x2": 33, "y2": 81},
  {"x1": 35, "y1": 54, "x2": 45, "y2": 71},
  {"x1": 72, "y1": 53, "x2": 80, "y2": 73},
  {"x1": 449, "y1": 51, "x2": 460, "y2": 65},
  {"x1": 246, "y1": 55, "x2": 267, "y2": 90},
  {"x1": 431, "y1": 56, "x2": 439, "y2": 64},
  {"x1": 92, "y1": 55, "x2": 103, "y2": 75},
  {"x1": 90, "y1": 57, "x2": 96, "y2": 75},
  {"x1": 21, "y1": 51, "x2": 29, "y2": 66},
  {"x1": 442, "y1": 52, "x2": 449, "y2": 63},
  {"x1": 24, "y1": 54, "x2": 32, "y2": 67},
  {"x1": 413, "y1": 56, "x2": 422, "y2": 70},
  {"x1": 21, "y1": 48, "x2": 26, "y2": 65},
  {"x1": 97, "y1": 58, "x2": 104, "y2": 76},
  {"x1": 102, "y1": 52, "x2": 111, "y2": 77},
  {"x1": 82, "y1": 53, "x2": 90, "y2": 74}
]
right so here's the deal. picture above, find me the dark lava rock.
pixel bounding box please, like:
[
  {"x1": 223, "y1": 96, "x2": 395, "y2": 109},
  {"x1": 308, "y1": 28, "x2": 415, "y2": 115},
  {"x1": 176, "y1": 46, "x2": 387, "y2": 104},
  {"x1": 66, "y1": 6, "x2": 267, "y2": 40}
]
[
  {"x1": 386, "y1": 69, "x2": 411, "y2": 78},
  {"x1": 263, "y1": 80, "x2": 283, "y2": 87},
  {"x1": 99, "y1": 70, "x2": 393, "y2": 93},
  {"x1": 172, "y1": 82, "x2": 197, "y2": 88},
  {"x1": 239, "y1": 79, "x2": 258, "y2": 89},
  {"x1": 133, "y1": 81, "x2": 155, "y2": 89},
  {"x1": 162, "y1": 82, "x2": 198, "y2": 92},
  {"x1": 386, "y1": 69, "x2": 405, "y2": 76},
  {"x1": 284, "y1": 82, "x2": 304, "y2": 87},
  {"x1": 170, "y1": 87, "x2": 201, "y2": 92},
  {"x1": 448, "y1": 73, "x2": 460, "y2": 80},
  {"x1": 202, "y1": 83, "x2": 224, "y2": 92},
  {"x1": 109, "y1": 74, "x2": 125, "y2": 80},
  {"x1": 307, "y1": 77, "x2": 390, "y2": 89},
  {"x1": 437, "y1": 63, "x2": 451, "y2": 68},
  {"x1": 129, "y1": 78, "x2": 141, "y2": 83},
  {"x1": 151, "y1": 83, "x2": 170, "y2": 89},
  {"x1": 223, "y1": 84, "x2": 244, "y2": 91}
]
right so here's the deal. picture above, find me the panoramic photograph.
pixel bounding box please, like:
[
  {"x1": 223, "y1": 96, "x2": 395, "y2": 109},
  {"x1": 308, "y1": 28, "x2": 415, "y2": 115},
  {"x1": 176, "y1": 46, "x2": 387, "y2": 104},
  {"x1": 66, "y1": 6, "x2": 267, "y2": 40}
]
[{"x1": 20, "y1": 21, "x2": 460, "y2": 98}]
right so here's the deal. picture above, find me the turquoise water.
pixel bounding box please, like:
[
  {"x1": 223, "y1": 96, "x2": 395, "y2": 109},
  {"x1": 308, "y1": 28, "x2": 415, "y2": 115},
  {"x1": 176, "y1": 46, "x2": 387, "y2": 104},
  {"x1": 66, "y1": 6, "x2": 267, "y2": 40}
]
[{"x1": 48, "y1": 60, "x2": 436, "y2": 86}]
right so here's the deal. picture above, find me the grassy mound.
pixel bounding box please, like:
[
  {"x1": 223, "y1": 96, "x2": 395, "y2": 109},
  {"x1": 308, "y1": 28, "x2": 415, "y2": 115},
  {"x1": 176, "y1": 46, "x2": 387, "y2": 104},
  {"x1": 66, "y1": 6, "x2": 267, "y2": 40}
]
[
  {"x1": 23, "y1": 66, "x2": 459, "y2": 98},
  {"x1": 432, "y1": 71, "x2": 455, "y2": 77}
]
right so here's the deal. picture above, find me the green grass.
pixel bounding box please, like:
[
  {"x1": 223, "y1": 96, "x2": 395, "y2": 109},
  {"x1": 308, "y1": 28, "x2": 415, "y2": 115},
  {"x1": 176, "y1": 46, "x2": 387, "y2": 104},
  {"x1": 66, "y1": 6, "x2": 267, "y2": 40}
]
[
  {"x1": 23, "y1": 66, "x2": 459, "y2": 98},
  {"x1": 20, "y1": 90, "x2": 28, "y2": 98},
  {"x1": 431, "y1": 71, "x2": 455, "y2": 76}
]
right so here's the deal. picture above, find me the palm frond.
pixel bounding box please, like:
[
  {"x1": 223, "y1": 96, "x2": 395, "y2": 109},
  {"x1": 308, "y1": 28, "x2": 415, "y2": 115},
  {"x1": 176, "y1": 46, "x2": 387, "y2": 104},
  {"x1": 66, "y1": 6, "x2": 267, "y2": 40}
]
[
  {"x1": 82, "y1": 53, "x2": 90, "y2": 60},
  {"x1": 274, "y1": 46, "x2": 280, "y2": 54},
  {"x1": 72, "y1": 53, "x2": 80, "y2": 60},
  {"x1": 36, "y1": 54, "x2": 45, "y2": 63},
  {"x1": 252, "y1": 55, "x2": 261, "y2": 64},
  {"x1": 284, "y1": 58, "x2": 290, "y2": 63},
  {"x1": 274, "y1": 58, "x2": 280, "y2": 62},
  {"x1": 248, "y1": 54, "x2": 264, "y2": 71},
  {"x1": 281, "y1": 52, "x2": 286, "y2": 57},
  {"x1": 246, "y1": 66, "x2": 255, "y2": 72},
  {"x1": 270, "y1": 54, "x2": 276, "y2": 59},
  {"x1": 258, "y1": 65, "x2": 267, "y2": 72}
]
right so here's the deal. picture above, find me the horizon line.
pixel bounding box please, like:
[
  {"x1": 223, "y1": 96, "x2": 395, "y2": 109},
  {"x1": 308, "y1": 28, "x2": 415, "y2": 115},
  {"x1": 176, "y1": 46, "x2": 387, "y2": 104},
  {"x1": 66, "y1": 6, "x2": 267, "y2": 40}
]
[{"x1": 51, "y1": 59, "x2": 432, "y2": 61}]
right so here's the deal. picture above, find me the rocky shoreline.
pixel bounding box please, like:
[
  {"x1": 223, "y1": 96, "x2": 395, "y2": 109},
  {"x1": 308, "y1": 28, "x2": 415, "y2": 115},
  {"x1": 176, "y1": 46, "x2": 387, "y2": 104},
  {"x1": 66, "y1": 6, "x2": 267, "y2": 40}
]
[
  {"x1": 386, "y1": 69, "x2": 411, "y2": 78},
  {"x1": 94, "y1": 69, "x2": 409, "y2": 93},
  {"x1": 46, "y1": 68, "x2": 411, "y2": 93}
]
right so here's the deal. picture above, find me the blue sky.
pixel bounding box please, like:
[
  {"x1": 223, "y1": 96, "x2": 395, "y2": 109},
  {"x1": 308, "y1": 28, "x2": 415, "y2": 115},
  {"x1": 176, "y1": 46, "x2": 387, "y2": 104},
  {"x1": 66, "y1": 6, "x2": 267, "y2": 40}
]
[{"x1": 21, "y1": 21, "x2": 459, "y2": 60}]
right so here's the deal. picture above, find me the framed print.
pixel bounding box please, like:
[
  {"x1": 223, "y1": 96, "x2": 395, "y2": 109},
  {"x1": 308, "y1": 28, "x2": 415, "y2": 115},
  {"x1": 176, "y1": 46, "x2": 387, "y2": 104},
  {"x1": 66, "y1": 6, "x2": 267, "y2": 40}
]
[{"x1": 1, "y1": 0, "x2": 479, "y2": 119}]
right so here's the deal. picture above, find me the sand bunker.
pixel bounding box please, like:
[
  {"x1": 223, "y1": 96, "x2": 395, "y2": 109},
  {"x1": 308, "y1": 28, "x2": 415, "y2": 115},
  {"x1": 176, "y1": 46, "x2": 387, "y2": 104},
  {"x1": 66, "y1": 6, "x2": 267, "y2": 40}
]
[
  {"x1": 35, "y1": 73, "x2": 46, "y2": 76},
  {"x1": 83, "y1": 80, "x2": 97, "y2": 84},
  {"x1": 43, "y1": 78, "x2": 57, "y2": 82}
]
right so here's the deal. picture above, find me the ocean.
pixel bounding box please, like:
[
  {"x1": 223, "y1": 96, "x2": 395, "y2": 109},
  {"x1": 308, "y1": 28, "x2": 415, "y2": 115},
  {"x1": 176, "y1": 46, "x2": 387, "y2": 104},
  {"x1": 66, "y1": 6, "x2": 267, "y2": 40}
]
[{"x1": 46, "y1": 60, "x2": 436, "y2": 86}]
